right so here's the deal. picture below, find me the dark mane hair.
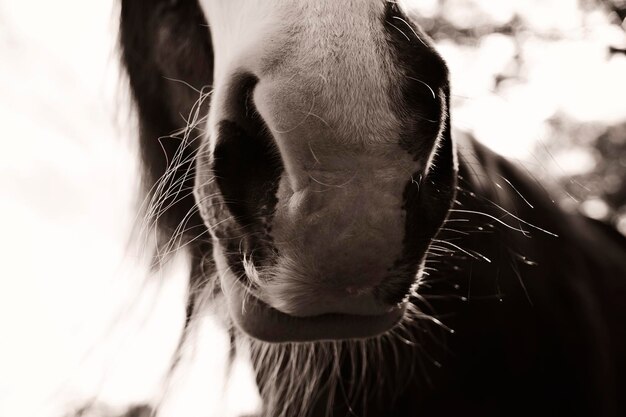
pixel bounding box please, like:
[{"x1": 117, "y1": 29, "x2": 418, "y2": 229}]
[
  {"x1": 119, "y1": 1, "x2": 217, "y2": 326},
  {"x1": 120, "y1": 0, "x2": 212, "y2": 242}
]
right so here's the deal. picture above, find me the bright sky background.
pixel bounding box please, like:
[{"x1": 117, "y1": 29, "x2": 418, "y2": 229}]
[
  {"x1": 0, "y1": 2, "x2": 257, "y2": 416},
  {"x1": 0, "y1": 1, "x2": 624, "y2": 416}
]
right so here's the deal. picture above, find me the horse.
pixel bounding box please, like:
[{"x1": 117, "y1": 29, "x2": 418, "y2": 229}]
[{"x1": 119, "y1": 1, "x2": 626, "y2": 416}]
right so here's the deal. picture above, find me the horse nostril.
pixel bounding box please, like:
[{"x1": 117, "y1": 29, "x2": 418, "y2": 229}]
[
  {"x1": 212, "y1": 74, "x2": 284, "y2": 228},
  {"x1": 221, "y1": 74, "x2": 261, "y2": 128}
]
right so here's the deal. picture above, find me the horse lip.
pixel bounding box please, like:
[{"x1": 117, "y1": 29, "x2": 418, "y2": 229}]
[{"x1": 221, "y1": 268, "x2": 407, "y2": 343}]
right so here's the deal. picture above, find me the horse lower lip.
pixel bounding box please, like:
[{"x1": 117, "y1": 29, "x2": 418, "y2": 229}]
[{"x1": 221, "y1": 272, "x2": 406, "y2": 343}]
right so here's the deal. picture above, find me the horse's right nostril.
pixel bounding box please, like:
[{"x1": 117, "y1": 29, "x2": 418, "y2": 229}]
[{"x1": 212, "y1": 74, "x2": 284, "y2": 228}]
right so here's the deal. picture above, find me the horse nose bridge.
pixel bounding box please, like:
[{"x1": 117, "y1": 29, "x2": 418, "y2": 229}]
[
  {"x1": 253, "y1": 75, "x2": 330, "y2": 138},
  {"x1": 248, "y1": 76, "x2": 410, "y2": 195},
  {"x1": 249, "y1": 65, "x2": 398, "y2": 143}
]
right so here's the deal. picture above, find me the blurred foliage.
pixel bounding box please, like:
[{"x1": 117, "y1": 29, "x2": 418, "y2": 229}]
[
  {"x1": 545, "y1": 118, "x2": 626, "y2": 224},
  {"x1": 408, "y1": 0, "x2": 626, "y2": 233}
]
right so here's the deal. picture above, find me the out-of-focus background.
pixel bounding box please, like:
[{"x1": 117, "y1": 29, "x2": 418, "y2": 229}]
[
  {"x1": 409, "y1": 0, "x2": 626, "y2": 228},
  {"x1": 0, "y1": 1, "x2": 624, "y2": 416}
]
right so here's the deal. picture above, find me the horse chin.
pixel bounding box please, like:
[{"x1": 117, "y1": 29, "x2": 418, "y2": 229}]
[{"x1": 216, "y1": 253, "x2": 407, "y2": 343}]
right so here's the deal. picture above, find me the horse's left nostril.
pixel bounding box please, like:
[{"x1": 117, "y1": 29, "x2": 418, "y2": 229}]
[{"x1": 212, "y1": 74, "x2": 284, "y2": 228}]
